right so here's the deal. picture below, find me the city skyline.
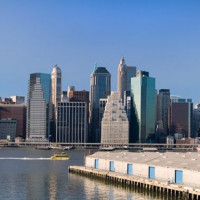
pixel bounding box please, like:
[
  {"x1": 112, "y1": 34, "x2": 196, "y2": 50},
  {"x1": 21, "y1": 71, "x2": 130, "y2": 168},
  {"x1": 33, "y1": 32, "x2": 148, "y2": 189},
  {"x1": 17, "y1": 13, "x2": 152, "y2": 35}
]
[{"x1": 1, "y1": 1, "x2": 200, "y2": 103}]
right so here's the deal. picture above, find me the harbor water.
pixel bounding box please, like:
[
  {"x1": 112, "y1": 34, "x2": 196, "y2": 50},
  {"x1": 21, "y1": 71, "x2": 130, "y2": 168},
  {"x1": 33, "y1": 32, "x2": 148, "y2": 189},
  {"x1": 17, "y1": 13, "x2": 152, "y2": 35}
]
[{"x1": 0, "y1": 148, "x2": 169, "y2": 200}]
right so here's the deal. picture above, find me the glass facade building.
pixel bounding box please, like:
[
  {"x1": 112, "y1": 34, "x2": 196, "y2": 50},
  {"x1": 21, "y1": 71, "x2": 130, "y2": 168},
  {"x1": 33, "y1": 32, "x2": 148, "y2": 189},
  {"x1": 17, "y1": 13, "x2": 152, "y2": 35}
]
[
  {"x1": 26, "y1": 73, "x2": 51, "y2": 141},
  {"x1": 156, "y1": 89, "x2": 170, "y2": 135},
  {"x1": 131, "y1": 71, "x2": 156, "y2": 143},
  {"x1": 90, "y1": 66, "x2": 111, "y2": 142}
]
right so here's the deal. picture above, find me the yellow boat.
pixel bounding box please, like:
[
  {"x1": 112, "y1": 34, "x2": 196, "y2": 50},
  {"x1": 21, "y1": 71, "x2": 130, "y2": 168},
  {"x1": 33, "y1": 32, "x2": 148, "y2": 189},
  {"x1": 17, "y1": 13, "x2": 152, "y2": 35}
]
[{"x1": 51, "y1": 152, "x2": 70, "y2": 160}]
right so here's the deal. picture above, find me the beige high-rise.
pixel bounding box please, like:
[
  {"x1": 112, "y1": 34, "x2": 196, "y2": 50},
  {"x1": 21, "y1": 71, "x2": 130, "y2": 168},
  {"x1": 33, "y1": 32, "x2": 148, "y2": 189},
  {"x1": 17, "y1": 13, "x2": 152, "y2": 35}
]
[
  {"x1": 51, "y1": 64, "x2": 62, "y2": 108},
  {"x1": 117, "y1": 57, "x2": 136, "y2": 99}
]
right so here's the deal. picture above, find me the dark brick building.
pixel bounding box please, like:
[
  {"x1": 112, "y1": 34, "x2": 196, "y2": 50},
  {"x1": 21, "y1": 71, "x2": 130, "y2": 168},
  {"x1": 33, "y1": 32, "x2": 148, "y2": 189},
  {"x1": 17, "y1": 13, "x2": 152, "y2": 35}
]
[{"x1": 0, "y1": 104, "x2": 26, "y2": 138}]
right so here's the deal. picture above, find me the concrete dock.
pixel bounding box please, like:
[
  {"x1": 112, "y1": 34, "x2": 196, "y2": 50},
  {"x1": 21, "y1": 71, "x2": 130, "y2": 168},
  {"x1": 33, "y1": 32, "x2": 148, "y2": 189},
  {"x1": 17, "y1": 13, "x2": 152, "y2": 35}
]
[{"x1": 69, "y1": 166, "x2": 200, "y2": 200}]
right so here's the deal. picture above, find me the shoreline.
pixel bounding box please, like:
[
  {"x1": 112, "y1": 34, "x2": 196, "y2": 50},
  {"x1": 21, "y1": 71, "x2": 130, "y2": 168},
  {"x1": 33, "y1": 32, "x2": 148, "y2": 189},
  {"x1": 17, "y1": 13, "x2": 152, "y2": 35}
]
[{"x1": 69, "y1": 166, "x2": 200, "y2": 200}]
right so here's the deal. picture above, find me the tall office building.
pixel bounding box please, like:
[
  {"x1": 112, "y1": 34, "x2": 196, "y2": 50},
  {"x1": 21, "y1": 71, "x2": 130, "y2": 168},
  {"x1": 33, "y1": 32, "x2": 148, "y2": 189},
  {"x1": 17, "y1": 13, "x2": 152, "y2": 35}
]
[
  {"x1": 51, "y1": 65, "x2": 62, "y2": 109},
  {"x1": 117, "y1": 57, "x2": 136, "y2": 99},
  {"x1": 169, "y1": 98, "x2": 193, "y2": 138},
  {"x1": 51, "y1": 65, "x2": 62, "y2": 140},
  {"x1": 56, "y1": 102, "x2": 88, "y2": 143},
  {"x1": 26, "y1": 73, "x2": 51, "y2": 141},
  {"x1": 131, "y1": 71, "x2": 156, "y2": 143},
  {"x1": 156, "y1": 89, "x2": 170, "y2": 135},
  {"x1": 101, "y1": 92, "x2": 129, "y2": 145},
  {"x1": 90, "y1": 64, "x2": 111, "y2": 142}
]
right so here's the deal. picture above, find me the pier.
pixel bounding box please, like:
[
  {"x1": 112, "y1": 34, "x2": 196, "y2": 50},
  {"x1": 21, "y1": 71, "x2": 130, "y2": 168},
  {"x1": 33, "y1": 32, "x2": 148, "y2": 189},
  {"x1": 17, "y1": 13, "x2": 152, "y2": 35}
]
[{"x1": 69, "y1": 166, "x2": 200, "y2": 200}]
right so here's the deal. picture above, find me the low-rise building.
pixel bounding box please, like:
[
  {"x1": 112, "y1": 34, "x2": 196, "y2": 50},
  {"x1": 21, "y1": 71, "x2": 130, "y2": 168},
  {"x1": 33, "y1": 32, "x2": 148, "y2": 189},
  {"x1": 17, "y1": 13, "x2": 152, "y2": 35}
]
[
  {"x1": 85, "y1": 151, "x2": 200, "y2": 187},
  {"x1": 0, "y1": 118, "x2": 17, "y2": 140}
]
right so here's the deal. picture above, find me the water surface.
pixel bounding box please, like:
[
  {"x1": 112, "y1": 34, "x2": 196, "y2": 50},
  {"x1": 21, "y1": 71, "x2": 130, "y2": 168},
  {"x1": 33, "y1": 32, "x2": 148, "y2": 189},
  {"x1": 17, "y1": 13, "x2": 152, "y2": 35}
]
[{"x1": 0, "y1": 148, "x2": 170, "y2": 200}]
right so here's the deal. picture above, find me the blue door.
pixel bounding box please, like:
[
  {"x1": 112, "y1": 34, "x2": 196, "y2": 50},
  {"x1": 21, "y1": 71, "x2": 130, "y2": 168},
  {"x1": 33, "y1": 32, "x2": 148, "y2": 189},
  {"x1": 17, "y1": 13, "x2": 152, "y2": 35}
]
[
  {"x1": 127, "y1": 164, "x2": 133, "y2": 175},
  {"x1": 109, "y1": 161, "x2": 115, "y2": 171},
  {"x1": 175, "y1": 170, "x2": 183, "y2": 184},
  {"x1": 94, "y1": 159, "x2": 99, "y2": 169},
  {"x1": 149, "y1": 166, "x2": 155, "y2": 179}
]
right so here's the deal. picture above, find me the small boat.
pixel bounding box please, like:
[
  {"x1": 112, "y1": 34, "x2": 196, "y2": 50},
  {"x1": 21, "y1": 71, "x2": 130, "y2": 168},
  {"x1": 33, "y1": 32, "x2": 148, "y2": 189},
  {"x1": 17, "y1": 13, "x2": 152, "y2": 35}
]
[
  {"x1": 64, "y1": 146, "x2": 74, "y2": 150},
  {"x1": 51, "y1": 152, "x2": 70, "y2": 160},
  {"x1": 35, "y1": 146, "x2": 51, "y2": 150},
  {"x1": 99, "y1": 146, "x2": 116, "y2": 151},
  {"x1": 50, "y1": 145, "x2": 64, "y2": 150}
]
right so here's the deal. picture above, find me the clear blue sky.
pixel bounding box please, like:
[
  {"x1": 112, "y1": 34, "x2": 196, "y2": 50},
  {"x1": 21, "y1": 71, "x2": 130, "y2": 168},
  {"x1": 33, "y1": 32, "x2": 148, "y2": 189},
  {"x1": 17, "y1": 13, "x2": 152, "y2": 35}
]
[{"x1": 0, "y1": 0, "x2": 200, "y2": 103}]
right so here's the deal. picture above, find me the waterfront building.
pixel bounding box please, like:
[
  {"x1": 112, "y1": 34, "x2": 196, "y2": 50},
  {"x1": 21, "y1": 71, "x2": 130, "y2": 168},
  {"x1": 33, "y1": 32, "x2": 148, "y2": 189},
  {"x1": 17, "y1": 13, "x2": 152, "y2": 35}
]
[
  {"x1": 26, "y1": 73, "x2": 51, "y2": 141},
  {"x1": 56, "y1": 102, "x2": 88, "y2": 143},
  {"x1": 117, "y1": 57, "x2": 136, "y2": 100},
  {"x1": 0, "y1": 118, "x2": 17, "y2": 140},
  {"x1": 85, "y1": 151, "x2": 200, "y2": 187},
  {"x1": 169, "y1": 98, "x2": 193, "y2": 138},
  {"x1": 131, "y1": 71, "x2": 156, "y2": 143},
  {"x1": 10, "y1": 96, "x2": 25, "y2": 104},
  {"x1": 156, "y1": 89, "x2": 170, "y2": 136},
  {"x1": 101, "y1": 92, "x2": 129, "y2": 145},
  {"x1": 90, "y1": 64, "x2": 111, "y2": 142},
  {"x1": 0, "y1": 104, "x2": 26, "y2": 138}
]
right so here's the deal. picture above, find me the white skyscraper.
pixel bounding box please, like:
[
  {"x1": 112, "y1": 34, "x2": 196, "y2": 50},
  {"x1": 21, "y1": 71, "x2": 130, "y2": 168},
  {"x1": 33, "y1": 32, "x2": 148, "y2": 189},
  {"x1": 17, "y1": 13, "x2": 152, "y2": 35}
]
[{"x1": 51, "y1": 64, "x2": 62, "y2": 108}]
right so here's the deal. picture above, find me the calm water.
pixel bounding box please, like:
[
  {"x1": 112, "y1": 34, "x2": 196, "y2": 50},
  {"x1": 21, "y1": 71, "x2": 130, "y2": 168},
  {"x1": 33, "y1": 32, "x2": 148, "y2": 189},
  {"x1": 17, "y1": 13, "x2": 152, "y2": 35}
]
[{"x1": 0, "y1": 148, "x2": 168, "y2": 200}]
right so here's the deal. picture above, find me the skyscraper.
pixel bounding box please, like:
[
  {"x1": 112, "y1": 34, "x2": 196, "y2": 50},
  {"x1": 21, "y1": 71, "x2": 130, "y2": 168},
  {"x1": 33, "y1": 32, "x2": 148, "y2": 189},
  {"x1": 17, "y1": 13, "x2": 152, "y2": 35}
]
[
  {"x1": 117, "y1": 57, "x2": 136, "y2": 99},
  {"x1": 90, "y1": 64, "x2": 111, "y2": 142},
  {"x1": 51, "y1": 65, "x2": 62, "y2": 109},
  {"x1": 26, "y1": 73, "x2": 51, "y2": 141},
  {"x1": 56, "y1": 102, "x2": 88, "y2": 143},
  {"x1": 169, "y1": 98, "x2": 193, "y2": 138},
  {"x1": 131, "y1": 71, "x2": 156, "y2": 143},
  {"x1": 51, "y1": 65, "x2": 62, "y2": 141},
  {"x1": 156, "y1": 89, "x2": 170, "y2": 135},
  {"x1": 101, "y1": 92, "x2": 129, "y2": 145}
]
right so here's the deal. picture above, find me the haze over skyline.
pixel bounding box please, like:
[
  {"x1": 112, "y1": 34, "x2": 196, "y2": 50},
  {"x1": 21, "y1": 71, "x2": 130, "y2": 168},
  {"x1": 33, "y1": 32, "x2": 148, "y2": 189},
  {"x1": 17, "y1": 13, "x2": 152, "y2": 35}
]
[{"x1": 0, "y1": 0, "x2": 200, "y2": 103}]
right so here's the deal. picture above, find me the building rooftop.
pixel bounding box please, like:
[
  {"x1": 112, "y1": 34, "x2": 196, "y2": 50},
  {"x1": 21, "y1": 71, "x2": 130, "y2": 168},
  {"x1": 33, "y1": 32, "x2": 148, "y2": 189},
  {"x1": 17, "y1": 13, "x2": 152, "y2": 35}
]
[
  {"x1": 93, "y1": 67, "x2": 109, "y2": 74},
  {"x1": 89, "y1": 151, "x2": 200, "y2": 172}
]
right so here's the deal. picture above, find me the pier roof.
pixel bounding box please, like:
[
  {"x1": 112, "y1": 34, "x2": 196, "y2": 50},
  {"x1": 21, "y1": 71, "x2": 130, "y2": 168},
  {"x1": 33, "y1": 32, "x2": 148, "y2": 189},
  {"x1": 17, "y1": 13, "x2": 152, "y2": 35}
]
[{"x1": 89, "y1": 151, "x2": 200, "y2": 171}]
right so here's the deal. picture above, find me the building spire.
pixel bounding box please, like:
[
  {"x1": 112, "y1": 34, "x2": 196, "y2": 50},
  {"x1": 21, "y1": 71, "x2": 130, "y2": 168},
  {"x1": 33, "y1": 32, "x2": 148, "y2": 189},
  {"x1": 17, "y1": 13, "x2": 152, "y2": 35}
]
[
  {"x1": 93, "y1": 63, "x2": 98, "y2": 72},
  {"x1": 120, "y1": 57, "x2": 125, "y2": 65}
]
